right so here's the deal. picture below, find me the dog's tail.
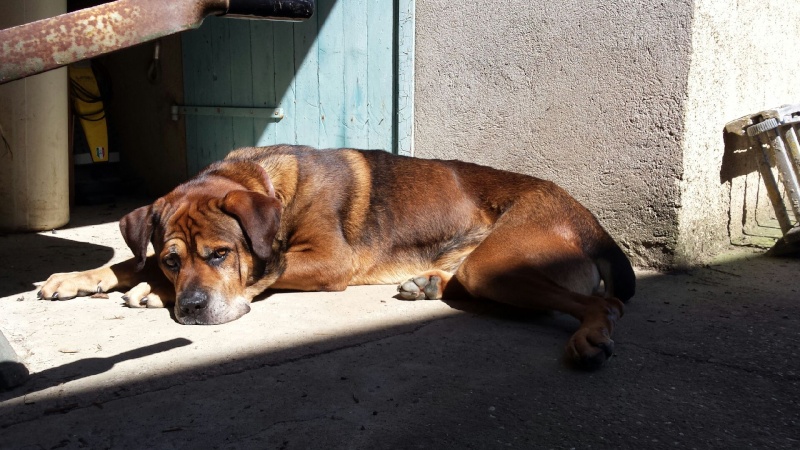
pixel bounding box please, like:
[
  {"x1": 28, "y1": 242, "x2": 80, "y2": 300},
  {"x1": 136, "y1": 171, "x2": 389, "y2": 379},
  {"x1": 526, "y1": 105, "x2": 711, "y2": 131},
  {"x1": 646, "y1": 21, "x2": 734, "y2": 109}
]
[{"x1": 592, "y1": 235, "x2": 636, "y2": 303}]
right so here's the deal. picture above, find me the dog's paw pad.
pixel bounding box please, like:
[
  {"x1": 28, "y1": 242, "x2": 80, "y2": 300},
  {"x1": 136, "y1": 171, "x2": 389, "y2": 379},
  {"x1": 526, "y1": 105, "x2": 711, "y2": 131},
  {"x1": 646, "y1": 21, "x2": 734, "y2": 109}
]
[
  {"x1": 397, "y1": 275, "x2": 443, "y2": 300},
  {"x1": 398, "y1": 279, "x2": 425, "y2": 300}
]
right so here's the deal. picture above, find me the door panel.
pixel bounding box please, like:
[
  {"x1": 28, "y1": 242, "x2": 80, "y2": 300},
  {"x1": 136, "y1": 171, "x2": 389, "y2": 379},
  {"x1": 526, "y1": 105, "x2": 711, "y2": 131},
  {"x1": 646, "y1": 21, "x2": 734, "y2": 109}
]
[{"x1": 182, "y1": 0, "x2": 396, "y2": 174}]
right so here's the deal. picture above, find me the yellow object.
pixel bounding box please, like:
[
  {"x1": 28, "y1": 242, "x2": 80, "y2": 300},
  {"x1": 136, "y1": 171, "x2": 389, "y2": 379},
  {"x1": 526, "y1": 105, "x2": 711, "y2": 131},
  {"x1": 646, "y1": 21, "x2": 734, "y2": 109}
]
[{"x1": 68, "y1": 64, "x2": 109, "y2": 162}]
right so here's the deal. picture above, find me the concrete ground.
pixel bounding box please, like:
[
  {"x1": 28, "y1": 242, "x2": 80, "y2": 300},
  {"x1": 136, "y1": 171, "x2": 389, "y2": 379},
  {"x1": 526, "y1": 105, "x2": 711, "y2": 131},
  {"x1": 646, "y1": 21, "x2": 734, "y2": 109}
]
[{"x1": 0, "y1": 199, "x2": 798, "y2": 449}]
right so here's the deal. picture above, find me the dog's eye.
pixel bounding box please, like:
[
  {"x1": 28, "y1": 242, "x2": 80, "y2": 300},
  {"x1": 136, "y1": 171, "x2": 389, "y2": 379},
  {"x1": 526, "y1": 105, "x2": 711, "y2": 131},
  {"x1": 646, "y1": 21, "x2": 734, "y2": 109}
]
[
  {"x1": 209, "y1": 248, "x2": 229, "y2": 264},
  {"x1": 163, "y1": 254, "x2": 180, "y2": 272}
]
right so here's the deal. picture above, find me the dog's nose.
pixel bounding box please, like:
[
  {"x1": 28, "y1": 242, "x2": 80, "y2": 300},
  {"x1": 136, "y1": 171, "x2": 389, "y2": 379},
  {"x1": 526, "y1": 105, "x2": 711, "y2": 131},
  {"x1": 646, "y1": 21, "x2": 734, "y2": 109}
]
[{"x1": 178, "y1": 289, "x2": 208, "y2": 316}]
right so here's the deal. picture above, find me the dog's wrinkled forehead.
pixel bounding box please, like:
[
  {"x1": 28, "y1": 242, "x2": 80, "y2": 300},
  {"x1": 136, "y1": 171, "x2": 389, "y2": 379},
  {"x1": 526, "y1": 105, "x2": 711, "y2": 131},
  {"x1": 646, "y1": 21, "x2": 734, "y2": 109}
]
[
  {"x1": 154, "y1": 194, "x2": 243, "y2": 248},
  {"x1": 141, "y1": 169, "x2": 281, "y2": 263}
]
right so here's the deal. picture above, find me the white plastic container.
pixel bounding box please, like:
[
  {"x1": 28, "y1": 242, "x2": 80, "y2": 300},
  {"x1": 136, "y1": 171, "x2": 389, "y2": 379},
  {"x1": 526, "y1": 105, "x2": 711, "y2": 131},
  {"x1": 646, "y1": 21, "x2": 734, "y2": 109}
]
[{"x1": 0, "y1": 0, "x2": 69, "y2": 231}]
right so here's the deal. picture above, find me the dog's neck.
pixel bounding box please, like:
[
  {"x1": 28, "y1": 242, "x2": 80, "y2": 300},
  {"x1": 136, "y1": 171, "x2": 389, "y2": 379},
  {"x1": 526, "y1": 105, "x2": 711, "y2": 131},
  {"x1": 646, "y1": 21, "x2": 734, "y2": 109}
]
[{"x1": 258, "y1": 154, "x2": 299, "y2": 207}]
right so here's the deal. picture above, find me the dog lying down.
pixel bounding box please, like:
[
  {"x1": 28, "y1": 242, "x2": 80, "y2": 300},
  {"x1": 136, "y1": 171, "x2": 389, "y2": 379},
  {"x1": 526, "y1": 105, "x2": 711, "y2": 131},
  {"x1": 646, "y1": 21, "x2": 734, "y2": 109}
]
[{"x1": 39, "y1": 145, "x2": 635, "y2": 369}]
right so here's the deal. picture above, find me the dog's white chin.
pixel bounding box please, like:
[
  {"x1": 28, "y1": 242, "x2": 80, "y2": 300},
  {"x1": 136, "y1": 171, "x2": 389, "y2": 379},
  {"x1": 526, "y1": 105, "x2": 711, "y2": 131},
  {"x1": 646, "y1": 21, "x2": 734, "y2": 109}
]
[{"x1": 176, "y1": 296, "x2": 252, "y2": 325}]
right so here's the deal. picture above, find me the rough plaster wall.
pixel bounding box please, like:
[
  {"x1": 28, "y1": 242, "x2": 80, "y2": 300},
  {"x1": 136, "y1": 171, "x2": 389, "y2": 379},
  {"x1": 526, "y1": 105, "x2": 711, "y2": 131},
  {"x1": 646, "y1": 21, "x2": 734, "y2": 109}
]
[
  {"x1": 415, "y1": 0, "x2": 693, "y2": 267},
  {"x1": 677, "y1": 0, "x2": 800, "y2": 265}
]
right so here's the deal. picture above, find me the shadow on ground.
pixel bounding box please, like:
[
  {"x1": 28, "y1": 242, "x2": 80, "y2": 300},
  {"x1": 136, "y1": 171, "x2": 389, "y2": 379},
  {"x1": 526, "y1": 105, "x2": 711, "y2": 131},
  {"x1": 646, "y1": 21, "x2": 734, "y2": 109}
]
[
  {"x1": 0, "y1": 200, "x2": 149, "y2": 298},
  {"x1": 0, "y1": 211, "x2": 798, "y2": 448},
  {"x1": 0, "y1": 233, "x2": 113, "y2": 298}
]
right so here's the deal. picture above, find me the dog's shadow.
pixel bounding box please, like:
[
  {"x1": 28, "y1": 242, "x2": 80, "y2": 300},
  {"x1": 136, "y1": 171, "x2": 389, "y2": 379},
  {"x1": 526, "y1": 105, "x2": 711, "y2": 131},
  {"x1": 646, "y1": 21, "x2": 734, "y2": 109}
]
[
  {"x1": 432, "y1": 296, "x2": 575, "y2": 333},
  {"x1": 255, "y1": 288, "x2": 577, "y2": 335}
]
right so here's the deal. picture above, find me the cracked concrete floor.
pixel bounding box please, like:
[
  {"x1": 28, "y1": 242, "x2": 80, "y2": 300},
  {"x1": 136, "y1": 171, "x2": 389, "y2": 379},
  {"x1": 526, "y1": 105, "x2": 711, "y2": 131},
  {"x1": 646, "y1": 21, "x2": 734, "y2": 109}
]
[{"x1": 0, "y1": 199, "x2": 799, "y2": 449}]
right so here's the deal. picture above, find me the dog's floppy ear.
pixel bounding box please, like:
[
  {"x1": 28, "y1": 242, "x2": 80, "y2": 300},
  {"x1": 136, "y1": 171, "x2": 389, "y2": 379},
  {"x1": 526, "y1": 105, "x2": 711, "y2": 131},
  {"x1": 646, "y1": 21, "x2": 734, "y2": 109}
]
[
  {"x1": 119, "y1": 204, "x2": 155, "y2": 271},
  {"x1": 221, "y1": 190, "x2": 282, "y2": 260}
]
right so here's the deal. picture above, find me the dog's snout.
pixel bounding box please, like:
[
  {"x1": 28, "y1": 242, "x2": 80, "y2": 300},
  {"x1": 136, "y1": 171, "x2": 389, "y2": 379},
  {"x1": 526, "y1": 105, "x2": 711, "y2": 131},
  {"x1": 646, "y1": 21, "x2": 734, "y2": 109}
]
[{"x1": 178, "y1": 289, "x2": 209, "y2": 316}]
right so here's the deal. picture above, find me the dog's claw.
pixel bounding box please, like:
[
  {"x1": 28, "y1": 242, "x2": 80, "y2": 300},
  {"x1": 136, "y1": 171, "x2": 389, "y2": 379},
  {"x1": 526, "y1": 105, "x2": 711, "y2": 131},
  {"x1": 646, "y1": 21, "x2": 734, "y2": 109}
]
[
  {"x1": 597, "y1": 339, "x2": 615, "y2": 358},
  {"x1": 51, "y1": 292, "x2": 59, "y2": 300},
  {"x1": 140, "y1": 297, "x2": 149, "y2": 306},
  {"x1": 36, "y1": 290, "x2": 43, "y2": 299}
]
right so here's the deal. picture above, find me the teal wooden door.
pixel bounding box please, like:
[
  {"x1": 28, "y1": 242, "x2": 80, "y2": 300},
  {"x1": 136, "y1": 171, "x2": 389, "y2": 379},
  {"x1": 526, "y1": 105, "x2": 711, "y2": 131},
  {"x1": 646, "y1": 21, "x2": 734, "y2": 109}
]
[{"x1": 181, "y1": 0, "x2": 414, "y2": 174}]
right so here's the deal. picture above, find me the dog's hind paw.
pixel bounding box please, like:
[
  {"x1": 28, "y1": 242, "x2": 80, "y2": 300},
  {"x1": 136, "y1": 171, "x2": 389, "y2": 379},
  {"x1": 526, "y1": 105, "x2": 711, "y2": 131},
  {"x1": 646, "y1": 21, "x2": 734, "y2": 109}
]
[
  {"x1": 565, "y1": 326, "x2": 616, "y2": 370},
  {"x1": 397, "y1": 272, "x2": 447, "y2": 300}
]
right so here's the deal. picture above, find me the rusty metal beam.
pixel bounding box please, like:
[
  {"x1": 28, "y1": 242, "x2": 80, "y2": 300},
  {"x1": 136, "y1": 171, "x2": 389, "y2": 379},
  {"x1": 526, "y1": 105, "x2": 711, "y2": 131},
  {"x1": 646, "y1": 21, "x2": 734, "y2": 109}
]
[
  {"x1": 0, "y1": 0, "x2": 314, "y2": 85},
  {"x1": 0, "y1": 0, "x2": 227, "y2": 84}
]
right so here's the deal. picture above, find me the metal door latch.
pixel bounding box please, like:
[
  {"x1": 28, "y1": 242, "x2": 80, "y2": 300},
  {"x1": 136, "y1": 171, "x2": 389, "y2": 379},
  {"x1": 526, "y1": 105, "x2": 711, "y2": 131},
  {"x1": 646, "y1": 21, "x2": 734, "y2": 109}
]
[{"x1": 170, "y1": 105, "x2": 284, "y2": 121}]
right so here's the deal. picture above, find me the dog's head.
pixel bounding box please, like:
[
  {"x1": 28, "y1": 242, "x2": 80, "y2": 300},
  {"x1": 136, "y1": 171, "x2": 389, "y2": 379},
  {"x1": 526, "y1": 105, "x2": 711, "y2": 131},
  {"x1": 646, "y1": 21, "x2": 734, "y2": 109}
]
[{"x1": 119, "y1": 160, "x2": 282, "y2": 325}]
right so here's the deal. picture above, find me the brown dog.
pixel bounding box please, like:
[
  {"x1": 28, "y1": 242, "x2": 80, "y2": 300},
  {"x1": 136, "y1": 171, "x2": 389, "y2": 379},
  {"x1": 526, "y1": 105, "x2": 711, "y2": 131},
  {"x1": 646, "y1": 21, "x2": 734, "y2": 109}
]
[{"x1": 39, "y1": 145, "x2": 635, "y2": 368}]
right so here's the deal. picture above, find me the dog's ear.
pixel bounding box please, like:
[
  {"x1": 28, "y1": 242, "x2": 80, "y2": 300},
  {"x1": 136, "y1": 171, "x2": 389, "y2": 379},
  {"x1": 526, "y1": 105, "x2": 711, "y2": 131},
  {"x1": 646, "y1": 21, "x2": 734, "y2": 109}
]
[
  {"x1": 221, "y1": 190, "x2": 282, "y2": 260},
  {"x1": 119, "y1": 204, "x2": 155, "y2": 271}
]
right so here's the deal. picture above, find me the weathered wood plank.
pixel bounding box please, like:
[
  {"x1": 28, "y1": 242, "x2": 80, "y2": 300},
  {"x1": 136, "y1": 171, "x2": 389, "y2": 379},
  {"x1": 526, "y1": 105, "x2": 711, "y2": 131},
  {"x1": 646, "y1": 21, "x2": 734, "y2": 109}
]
[
  {"x1": 293, "y1": 12, "x2": 321, "y2": 148},
  {"x1": 182, "y1": 19, "x2": 217, "y2": 174},
  {"x1": 229, "y1": 19, "x2": 255, "y2": 149},
  {"x1": 251, "y1": 21, "x2": 278, "y2": 146},
  {"x1": 181, "y1": 30, "x2": 201, "y2": 174},
  {"x1": 367, "y1": 0, "x2": 394, "y2": 151},
  {"x1": 317, "y1": 0, "x2": 346, "y2": 147},
  {"x1": 210, "y1": 17, "x2": 234, "y2": 162},
  {"x1": 343, "y1": 0, "x2": 369, "y2": 149},
  {"x1": 273, "y1": 22, "x2": 297, "y2": 145}
]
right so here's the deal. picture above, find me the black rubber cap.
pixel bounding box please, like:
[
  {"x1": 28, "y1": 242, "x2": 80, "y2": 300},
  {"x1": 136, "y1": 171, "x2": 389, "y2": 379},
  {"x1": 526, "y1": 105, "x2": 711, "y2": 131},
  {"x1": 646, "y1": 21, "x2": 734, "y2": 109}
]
[
  {"x1": 0, "y1": 331, "x2": 29, "y2": 391},
  {"x1": 226, "y1": 0, "x2": 314, "y2": 20}
]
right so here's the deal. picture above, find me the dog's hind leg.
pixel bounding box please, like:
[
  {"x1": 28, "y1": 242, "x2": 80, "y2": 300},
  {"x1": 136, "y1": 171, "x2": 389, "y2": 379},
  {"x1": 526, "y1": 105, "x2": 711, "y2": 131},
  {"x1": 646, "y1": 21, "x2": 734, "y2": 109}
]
[{"x1": 400, "y1": 223, "x2": 625, "y2": 370}]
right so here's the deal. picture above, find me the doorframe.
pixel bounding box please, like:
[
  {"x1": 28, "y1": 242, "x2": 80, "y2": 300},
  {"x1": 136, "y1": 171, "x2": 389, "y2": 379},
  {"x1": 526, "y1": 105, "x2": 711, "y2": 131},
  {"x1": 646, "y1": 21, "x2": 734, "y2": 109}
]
[{"x1": 396, "y1": 0, "x2": 415, "y2": 156}]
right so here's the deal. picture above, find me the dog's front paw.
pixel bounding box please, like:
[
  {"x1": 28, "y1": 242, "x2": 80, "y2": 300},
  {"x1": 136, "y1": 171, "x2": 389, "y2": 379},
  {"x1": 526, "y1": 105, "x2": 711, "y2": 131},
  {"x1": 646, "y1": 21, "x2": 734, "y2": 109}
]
[
  {"x1": 397, "y1": 272, "x2": 448, "y2": 300},
  {"x1": 38, "y1": 269, "x2": 110, "y2": 301},
  {"x1": 122, "y1": 282, "x2": 172, "y2": 309}
]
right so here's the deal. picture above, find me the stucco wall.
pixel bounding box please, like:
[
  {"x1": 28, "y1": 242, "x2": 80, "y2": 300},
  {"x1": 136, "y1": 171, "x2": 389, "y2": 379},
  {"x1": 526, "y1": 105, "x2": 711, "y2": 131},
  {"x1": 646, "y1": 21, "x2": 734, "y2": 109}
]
[
  {"x1": 415, "y1": 0, "x2": 693, "y2": 267},
  {"x1": 414, "y1": 0, "x2": 800, "y2": 268}
]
